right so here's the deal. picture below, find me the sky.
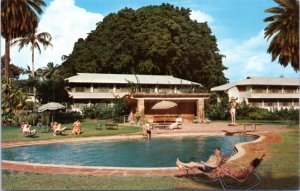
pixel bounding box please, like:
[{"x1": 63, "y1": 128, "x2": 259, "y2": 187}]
[{"x1": 1, "y1": 0, "x2": 298, "y2": 82}]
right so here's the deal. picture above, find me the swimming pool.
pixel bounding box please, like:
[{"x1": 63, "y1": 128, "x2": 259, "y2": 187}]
[{"x1": 2, "y1": 135, "x2": 257, "y2": 167}]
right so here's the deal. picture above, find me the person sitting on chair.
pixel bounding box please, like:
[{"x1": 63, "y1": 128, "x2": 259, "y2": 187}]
[
  {"x1": 51, "y1": 122, "x2": 66, "y2": 136},
  {"x1": 176, "y1": 115, "x2": 182, "y2": 123},
  {"x1": 176, "y1": 147, "x2": 222, "y2": 172},
  {"x1": 21, "y1": 122, "x2": 36, "y2": 136},
  {"x1": 72, "y1": 120, "x2": 81, "y2": 135}
]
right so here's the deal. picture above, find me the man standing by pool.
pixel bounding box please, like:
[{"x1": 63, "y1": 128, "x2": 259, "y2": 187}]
[
  {"x1": 146, "y1": 123, "x2": 151, "y2": 140},
  {"x1": 230, "y1": 97, "x2": 237, "y2": 125},
  {"x1": 176, "y1": 147, "x2": 222, "y2": 172}
]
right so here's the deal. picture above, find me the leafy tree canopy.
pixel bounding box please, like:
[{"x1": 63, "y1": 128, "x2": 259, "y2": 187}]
[
  {"x1": 60, "y1": 3, "x2": 228, "y2": 89},
  {"x1": 1, "y1": 55, "x2": 24, "y2": 79}
]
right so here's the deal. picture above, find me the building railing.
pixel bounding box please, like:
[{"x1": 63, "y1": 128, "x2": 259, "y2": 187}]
[{"x1": 69, "y1": 87, "x2": 205, "y2": 94}]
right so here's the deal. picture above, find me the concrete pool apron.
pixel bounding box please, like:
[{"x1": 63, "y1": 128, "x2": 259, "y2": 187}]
[{"x1": 2, "y1": 132, "x2": 264, "y2": 177}]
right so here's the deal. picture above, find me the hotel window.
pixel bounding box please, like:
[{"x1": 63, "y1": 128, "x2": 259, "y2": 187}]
[
  {"x1": 74, "y1": 86, "x2": 89, "y2": 92},
  {"x1": 73, "y1": 101, "x2": 89, "y2": 108},
  {"x1": 294, "y1": 100, "x2": 299, "y2": 106},
  {"x1": 264, "y1": 99, "x2": 277, "y2": 107},
  {"x1": 283, "y1": 86, "x2": 297, "y2": 94},
  {"x1": 237, "y1": 86, "x2": 246, "y2": 92},
  {"x1": 250, "y1": 99, "x2": 262, "y2": 107},
  {"x1": 93, "y1": 85, "x2": 111, "y2": 93},
  {"x1": 280, "y1": 100, "x2": 292, "y2": 107},
  {"x1": 252, "y1": 86, "x2": 266, "y2": 93},
  {"x1": 269, "y1": 86, "x2": 282, "y2": 93}
]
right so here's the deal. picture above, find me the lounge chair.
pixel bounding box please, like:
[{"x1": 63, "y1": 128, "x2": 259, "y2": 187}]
[
  {"x1": 217, "y1": 154, "x2": 265, "y2": 190},
  {"x1": 187, "y1": 154, "x2": 265, "y2": 190},
  {"x1": 168, "y1": 122, "x2": 179, "y2": 130}
]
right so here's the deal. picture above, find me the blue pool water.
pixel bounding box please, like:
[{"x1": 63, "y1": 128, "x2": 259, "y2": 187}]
[{"x1": 2, "y1": 135, "x2": 256, "y2": 167}]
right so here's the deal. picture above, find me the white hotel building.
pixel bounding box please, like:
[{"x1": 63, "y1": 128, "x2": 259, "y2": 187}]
[
  {"x1": 65, "y1": 73, "x2": 210, "y2": 121},
  {"x1": 211, "y1": 76, "x2": 300, "y2": 110}
]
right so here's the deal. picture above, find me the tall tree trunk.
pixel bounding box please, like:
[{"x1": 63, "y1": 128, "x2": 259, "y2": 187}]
[
  {"x1": 4, "y1": 37, "x2": 11, "y2": 77},
  {"x1": 32, "y1": 48, "x2": 37, "y2": 112}
]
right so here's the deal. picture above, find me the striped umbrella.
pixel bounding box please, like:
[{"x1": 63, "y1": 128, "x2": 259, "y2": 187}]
[
  {"x1": 38, "y1": 102, "x2": 65, "y2": 112},
  {"x1": 38, "y1": 102, "x2": 65, "y2": 122}
]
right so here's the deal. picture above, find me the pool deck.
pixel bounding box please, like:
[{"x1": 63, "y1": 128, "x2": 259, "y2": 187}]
[{"x1": 2, "y1": 122, "x2": 289, "y2": 177}]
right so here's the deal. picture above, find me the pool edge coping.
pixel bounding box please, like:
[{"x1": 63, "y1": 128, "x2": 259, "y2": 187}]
[{"x1": 2, "y1": 132, "x2": 263, "y2": 174}]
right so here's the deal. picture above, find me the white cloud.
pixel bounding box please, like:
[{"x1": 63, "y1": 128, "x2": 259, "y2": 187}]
[
  {"x1": 219, "y1": 30, "x2": 298, "y2": 82},
  {"x1": 1, "y1": 0, "x2": 103, "y2": 78},
  {"x1": 190, "y1": 10, "x2": 214, "y2": 23}
]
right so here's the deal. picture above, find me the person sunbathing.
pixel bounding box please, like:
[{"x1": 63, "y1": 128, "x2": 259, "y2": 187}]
[
  {"x1": 51, "y1": 122, "x2": 66, "y2": 136},
  {"x1": 176, "y1": 147, "x2": 222, "y2": 172},
  {"x1": 210, "y1": 156, "x2": 262, "y2": 179},
  {"x1": 21, "y1": 122, "x2": 36, "y2": 136},
  {"x1": 72, "y1": 120, "x2": 81, "y2": 135},
  {"x1": 169, "y1": 116, "x2": 183, "y2": 130}
]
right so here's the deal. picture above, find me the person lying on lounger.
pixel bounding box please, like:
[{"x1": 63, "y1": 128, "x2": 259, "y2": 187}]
[
  {"x1": 209, "y1": 156, "x2": 263, "y2": 179},
  {"x1": 176, "y1": 147, "x2": 222, "y2": 172},
  {"x1": 169, "y1": 116, "x2": 183, "y2": 130}
]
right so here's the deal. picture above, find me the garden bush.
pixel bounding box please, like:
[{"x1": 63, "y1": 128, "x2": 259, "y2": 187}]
[
  {"x1": 205, "y1": 93, "x2": 230, "y2": 120},
  {"x1": 247, "y1": 108, "x2": 272, "y2": 120},
  {"x1": 12, "y1": 111, "x2": 50, "y2": 126},
  {"x1": 82, "y1": 98, "x2": 130, "y2": 123},
  {"x1": 54, "y1": 111, "x2": 83, "y2": 123},
  {"x1": 206, "y1": 93, "x2": 299, "y2": 122}
]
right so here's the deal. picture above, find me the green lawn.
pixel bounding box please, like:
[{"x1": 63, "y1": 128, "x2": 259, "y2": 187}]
[
  {"x1": 2, "y1": 130, "x2": 299, "y2": 190},
  {"x1": 2, "y1": 119, "x2": 141, "y2": 142},
  {"x1": 257, "y1": 130, "x2": 300, "y2": 190}
]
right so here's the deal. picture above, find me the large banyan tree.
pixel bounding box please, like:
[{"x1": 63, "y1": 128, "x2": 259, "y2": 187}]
[{"x1": 60, "y1": 4, "x2": 228, "y2": 89}]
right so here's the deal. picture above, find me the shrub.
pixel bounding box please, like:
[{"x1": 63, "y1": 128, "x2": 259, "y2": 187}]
[
  {"x1": 82, "y1": 103, "x2": 114, "y2": 119},
  {"x1": 12, "y1": 111, "x2": 50, "y2": 126},
  {"x1": 81, "y1": 98, "x2": 130, "y2": 122},
  {"x1": 236, "y1": 100, "x2": 257, "y2": 120},
  {"x1": 54, "y1": 111, "x2": 83, "y2": 123},
  {"x1": 206, "y1": 93, "x2": 299, "y2": 122},
  {"x1": 248, "y1": 108, "x2": 271, "y2": 120},
  {"x1": 205, "y1": 93, "x2": 230, "y2": 120}
]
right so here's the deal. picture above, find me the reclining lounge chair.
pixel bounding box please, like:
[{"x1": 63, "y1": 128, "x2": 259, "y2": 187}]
[
  {"x1": 177, "y1": 154, "x2": 265, "y2": 190},
  {"x1": 218, "y1": 154, "x2": 265, "y2": 190}
]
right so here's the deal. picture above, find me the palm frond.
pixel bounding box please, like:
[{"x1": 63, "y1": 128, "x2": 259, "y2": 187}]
[{"x1": 263, "y1": 0, "x2": 299, "y2": 71}]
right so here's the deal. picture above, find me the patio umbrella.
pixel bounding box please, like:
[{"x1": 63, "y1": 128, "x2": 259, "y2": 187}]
[
  {"x1": 38, "y1": 102, "x2": 65, "y2": 122},
  {"x1": 151, "y1": 101, "x2": 177, "y2": 123},
  {"x1": 151, "y1": 101, "x2": 177, "y2": 110}
]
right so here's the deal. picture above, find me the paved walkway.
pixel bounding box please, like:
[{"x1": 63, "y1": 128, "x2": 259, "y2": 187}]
[{"x1": 2, "y1": 122, "x2": 289, "y2": 176}]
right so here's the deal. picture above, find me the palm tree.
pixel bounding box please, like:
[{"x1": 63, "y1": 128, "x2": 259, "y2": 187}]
[
  {"x1": 1, "y1": 0, "x2": 46, "y2": 77},
  {"x1": 264, "y1": 0, "x2": 299, "y2": 71},
  {"x1": 37, "y1": 62, "x2": 63, "y2": 81},
  {"x1": 13, "y1": 29, "x2": 52, "y2": 111}
]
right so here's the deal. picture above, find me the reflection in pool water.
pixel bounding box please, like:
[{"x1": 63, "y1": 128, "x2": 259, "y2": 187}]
[{"x1": 2, "y1": 135, "x2": 256, "y2": 167}]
